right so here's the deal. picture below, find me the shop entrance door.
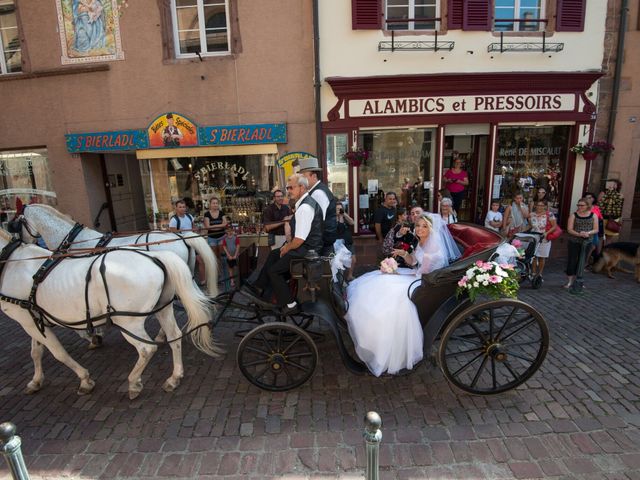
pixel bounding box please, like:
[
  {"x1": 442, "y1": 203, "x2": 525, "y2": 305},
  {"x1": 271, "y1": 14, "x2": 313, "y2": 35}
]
[
  {"x1": 104, "y1": 154, "x2": 148, "y2": 231},
  {"x1": 443, "y1": 125, "x2": 490, "y2": 222}
]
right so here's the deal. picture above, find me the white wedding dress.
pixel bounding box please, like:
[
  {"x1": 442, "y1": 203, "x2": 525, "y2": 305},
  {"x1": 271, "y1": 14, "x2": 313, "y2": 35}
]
[{"x1": 345, "y1": 214, "x2": 460, "y2": 377}]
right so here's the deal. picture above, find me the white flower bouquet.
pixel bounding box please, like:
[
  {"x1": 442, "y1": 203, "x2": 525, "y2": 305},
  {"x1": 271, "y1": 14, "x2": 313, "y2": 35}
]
[
  {"x1": 380, "y1": 257, "x2": 399, "y2": 274},
  {"x1": 456, "y1": 260, "x2": 520, "y2": 302}
]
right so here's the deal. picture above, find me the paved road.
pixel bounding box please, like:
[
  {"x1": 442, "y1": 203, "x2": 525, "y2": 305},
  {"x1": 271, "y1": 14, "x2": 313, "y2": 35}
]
[{"x1": 0, "y1": 257, "x2": 638, "y2": 479}]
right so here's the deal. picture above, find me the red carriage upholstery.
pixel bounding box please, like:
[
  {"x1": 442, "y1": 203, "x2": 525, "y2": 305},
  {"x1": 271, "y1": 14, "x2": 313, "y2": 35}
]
[{"x1": 447, "y1": 223, "x2": 502, "y2": 260}]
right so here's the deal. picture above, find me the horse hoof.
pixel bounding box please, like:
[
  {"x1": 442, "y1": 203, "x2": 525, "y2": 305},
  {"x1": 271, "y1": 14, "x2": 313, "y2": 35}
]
[
  {"x1": 77, "y1": 377, "x2": 95, "y2": 395},
  {"x1": 25, "y1": 382, "x2": 42, "y2": 395},
  {"x1": 162, "y1": 378, "x2": 180, "y2": 392},
  {"x1": 88, "y1": 336, "x2": 103, "y2": 350}
]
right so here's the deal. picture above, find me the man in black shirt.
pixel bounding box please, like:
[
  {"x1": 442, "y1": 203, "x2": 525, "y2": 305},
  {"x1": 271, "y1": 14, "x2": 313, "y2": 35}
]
[
  {"x1": 374, "y1": 191, "x2": 398, "y2": 241},
  {"x1": 262, "y1": 189, "x2": 290, "y2": 250}
]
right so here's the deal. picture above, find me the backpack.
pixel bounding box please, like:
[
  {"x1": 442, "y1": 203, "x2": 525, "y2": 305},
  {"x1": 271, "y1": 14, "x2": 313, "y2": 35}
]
[{"x1": 171, "y1": 213, "x2": 193, "y2": 230}]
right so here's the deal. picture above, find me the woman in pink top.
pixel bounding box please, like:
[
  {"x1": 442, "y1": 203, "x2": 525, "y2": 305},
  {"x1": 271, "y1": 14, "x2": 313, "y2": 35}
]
[{"x1": 443, "y1": 157, "x2": 469, "y2": 214}]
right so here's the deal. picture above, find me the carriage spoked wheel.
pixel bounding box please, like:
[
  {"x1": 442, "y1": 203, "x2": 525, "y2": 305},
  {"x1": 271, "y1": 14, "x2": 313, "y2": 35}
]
[
  {"x1": 438, "y1": 299, "x2": 549, "y2": 395},
  {"x1": 237, "y1": 322, "x2": 319, "y2": 391}
]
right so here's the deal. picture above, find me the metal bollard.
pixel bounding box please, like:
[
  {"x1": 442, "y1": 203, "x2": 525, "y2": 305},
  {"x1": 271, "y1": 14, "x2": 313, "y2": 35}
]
[
  {"x1": 0, "y1": 423, "x2": 30, "y2": 480},
  {"x1": 363, "y1": 412, "x2": 382, "y2": 480}
]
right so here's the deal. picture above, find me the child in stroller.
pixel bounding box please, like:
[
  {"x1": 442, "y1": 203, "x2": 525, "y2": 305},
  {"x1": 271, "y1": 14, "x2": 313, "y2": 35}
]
[{"x1": 511, "y1": 232, "x2": 544, "y2": 289}]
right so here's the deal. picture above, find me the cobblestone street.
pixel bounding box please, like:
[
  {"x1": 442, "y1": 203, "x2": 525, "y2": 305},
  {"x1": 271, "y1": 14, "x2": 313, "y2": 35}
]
[{"x1": 0, "y1": 258, "x2": 639, "y2": 479}]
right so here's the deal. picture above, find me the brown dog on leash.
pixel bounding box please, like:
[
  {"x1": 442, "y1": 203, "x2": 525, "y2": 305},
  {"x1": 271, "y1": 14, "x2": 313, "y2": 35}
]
[{"x1": 593, "y1": 242, "x2": 640, "y2": 282}]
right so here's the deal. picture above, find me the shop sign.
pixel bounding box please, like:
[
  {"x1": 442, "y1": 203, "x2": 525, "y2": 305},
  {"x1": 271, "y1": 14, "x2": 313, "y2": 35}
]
[
  {"x1": 498, "y1": 146, "x2": 563, "y2": 157},
  {"x1": 147, "y1": 113, "x2": 199, "y2": 148},
  {"x1": 199, "y1": 123, "x2": 287, "y2": 146},
  {"x1": 349, "y1": 94, "x2": 576, "y2": 117},
  {"x1": 193, "y1": 161, "x2": 251, "y2": 182},
  {"x1": 277, "y1": 151, "x2": 315, "y2": 177},
  {"x1": 65, "y1": 130, "x2": 149, "y2": 153}
]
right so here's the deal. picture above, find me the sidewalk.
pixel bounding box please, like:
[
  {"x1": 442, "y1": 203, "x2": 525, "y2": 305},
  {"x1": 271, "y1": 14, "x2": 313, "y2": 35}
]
[{"x1": 0, "y1": 253, "x2": 639, "y2": 479}]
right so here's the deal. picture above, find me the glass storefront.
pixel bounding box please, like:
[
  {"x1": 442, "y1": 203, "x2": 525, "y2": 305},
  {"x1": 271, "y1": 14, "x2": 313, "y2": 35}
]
[
  {"x1": 0, "y1": 148, "x2": 56, "y2": 226},
  {"x1": 358, "y1": 128, "x2": 436, "y2": 232},
  {"x1": 494, "y1": 125, "x2": 571, "y2": 216},
  {"x1": 139, "y1": 154, "x2": 280, "y2": 231}
]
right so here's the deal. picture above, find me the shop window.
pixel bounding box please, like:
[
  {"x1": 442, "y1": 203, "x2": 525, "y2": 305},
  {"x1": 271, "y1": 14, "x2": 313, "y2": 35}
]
[
  {"x1": 0, "y1": 0, "x2": 21, "y2": 74},
  {"x1": 326, "y1": 133, "x2": 349, "y2": 208},
  {"x1": 170, "y1": 0, "x2": 230, "y2": 57},
  {"x1": 386, "y1": 0, "x2": 439, "y2": 31},
  {"x1": 494, "y1": 0, "x2": 544, "y2": 32},
  {"x1": 357, "y1": 129, "x2": 435, "y2": 233},
  {"x1": 494, "y1": 126, "x2": 570, "y2": 217},
  {"x1": 140, "y1": 154, "x2": 279, "y2": 230},
  {"x1": 0, "y1": 148, "x2": 56, "y2": 226}
]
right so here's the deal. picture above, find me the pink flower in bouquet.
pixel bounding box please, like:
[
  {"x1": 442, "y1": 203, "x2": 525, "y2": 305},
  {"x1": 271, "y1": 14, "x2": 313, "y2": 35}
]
[
  {"x1": 475, "y1": 260, "x2": 484, "y2": 268},
  {"x1": 499, "y1": 263, "x2": 514, "y2": 270},
  {"x1": 489, "y1": 275, "x2": 501, "y2": 284},
  {"x1": 380, "y1": 257, "x2": 399, "y2": 274},
  {"x1": 457, "y1": 277, "x2": 468, "y2": 287},
  {"x1": 512, "y1": 239, "x2": 522, "y2": 248}
]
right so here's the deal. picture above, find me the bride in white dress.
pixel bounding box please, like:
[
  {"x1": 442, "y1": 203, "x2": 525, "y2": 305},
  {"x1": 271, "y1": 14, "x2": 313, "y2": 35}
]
[{"x1": 345, "y1": 213, "x2": 461, "y2": 376}]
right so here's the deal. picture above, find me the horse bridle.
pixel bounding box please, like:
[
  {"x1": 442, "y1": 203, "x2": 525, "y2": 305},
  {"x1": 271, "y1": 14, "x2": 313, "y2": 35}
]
[{"x1": 14, "y1": 213, "x2": 42, "y2": 243}]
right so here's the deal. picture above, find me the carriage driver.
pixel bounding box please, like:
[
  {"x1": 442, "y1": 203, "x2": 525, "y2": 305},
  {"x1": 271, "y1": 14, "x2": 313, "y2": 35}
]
[
  {"x1": 297, "y1": 157, "x2": 337, "y2": 256},
  {"x1": 244, "y1": 173, "x2": 324, "y2": 315}
]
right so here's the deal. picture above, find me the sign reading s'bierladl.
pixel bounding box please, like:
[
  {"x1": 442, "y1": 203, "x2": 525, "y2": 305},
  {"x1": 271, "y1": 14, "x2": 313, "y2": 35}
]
[{"x1": 65, "y1": 114, "x2": 287, "y2": 153}]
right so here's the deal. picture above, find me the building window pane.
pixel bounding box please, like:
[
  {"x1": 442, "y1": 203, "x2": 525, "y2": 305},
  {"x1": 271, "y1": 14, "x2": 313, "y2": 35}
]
[
  {"x1": 0, "y1": 0, "x2": 21, "y2": 74},
  {"x1": 0, "y1": 149, "x2": 57, "y2": 225},
  {"x1": 386, "y1": 0, "x2": 438, "y2": 31},
  {"x1": 172, "y1": 0, "x2": 229, "y2": 57},
  {"x1": 326, "y1": 134, "x2": 349, "y2": 208},
  {"x1": 358, "y1": 129, "x2": 435, "y2": 232},
  {"x1": 495, "y1": 126, "x2": 570, "y2": 217},
  {"x1": 494, "y1": 0, "x2": 543, "y2": 32}
]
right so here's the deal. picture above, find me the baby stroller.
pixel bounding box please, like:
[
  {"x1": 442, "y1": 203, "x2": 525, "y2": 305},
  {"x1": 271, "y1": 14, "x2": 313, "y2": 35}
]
[{"x1": 511, "y1": 232, "x2": 544, "y2": 289}]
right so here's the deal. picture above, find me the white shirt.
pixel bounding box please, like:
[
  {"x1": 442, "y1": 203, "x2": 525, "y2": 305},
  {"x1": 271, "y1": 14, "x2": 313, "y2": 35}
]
[
  {"x1": 484, "y1": 211, "x2": 503, "y2": 231},
  {"x1": 169, "y1": 213, "x2": 193, "y2": 231},
  {"x1": 293, "y1": 192, "x2": 315, "y2": 241},
  {"x1": 309, "y1": 181, "x2": 329, "y2": 220}
]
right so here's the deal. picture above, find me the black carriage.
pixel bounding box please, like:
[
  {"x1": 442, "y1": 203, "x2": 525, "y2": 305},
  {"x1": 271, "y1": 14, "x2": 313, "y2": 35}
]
[{"x1": 214, "y1": 223, "x2": 549, "y2": 395}]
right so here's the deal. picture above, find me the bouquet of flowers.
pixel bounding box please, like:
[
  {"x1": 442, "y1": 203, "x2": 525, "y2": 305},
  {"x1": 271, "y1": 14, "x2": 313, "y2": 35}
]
[
  {"x1": 456, "y1": 261, "x2": 520, "y2": 302},
  {"x1": 570, "y1": 141, "x2": 614, "y2": 158},
  {"x1": 380, "y1": 257, "x2": 399, "y2": 274},
  {"x1": 343, "y1": 149, "x2": 370, "y2": 168}
]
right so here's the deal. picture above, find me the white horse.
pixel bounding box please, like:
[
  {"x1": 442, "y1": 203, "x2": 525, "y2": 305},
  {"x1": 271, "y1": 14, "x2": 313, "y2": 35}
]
[
  {"x1": 0, "y1": 229, "x2": 223, "y2": 399},
  {"x1": 19, "y1": 204, "x2": 219, "y2": 298}
]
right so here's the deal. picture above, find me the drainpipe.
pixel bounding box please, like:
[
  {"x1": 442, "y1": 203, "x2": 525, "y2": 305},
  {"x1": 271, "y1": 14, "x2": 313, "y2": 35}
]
[
  {"x1": 602, "y1": 0, "x2": 628, "y2": 188},
  {"x1": 312, "y1": 0, "x2": 322, "y2": 160}
]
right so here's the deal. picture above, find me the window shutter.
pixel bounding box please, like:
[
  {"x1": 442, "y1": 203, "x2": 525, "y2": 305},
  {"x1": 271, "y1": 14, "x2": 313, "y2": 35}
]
[
  {"x1": 463, "y1": 0, "x2": 491, "y2": 31},
  {"x1": 352, "y1": 0, "x2": 381, "y2": 30},
  {"x1": 448, "y1": 0, "x2": 463, "y2": 29},
  {"x1": 556, "y1": 0, "x2": 586, "y2": 32}
]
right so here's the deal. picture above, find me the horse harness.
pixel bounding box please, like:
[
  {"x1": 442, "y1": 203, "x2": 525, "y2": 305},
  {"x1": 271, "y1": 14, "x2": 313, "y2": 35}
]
[{"x1": 0, "y1": 236, "x2": 185, "y2": 345}]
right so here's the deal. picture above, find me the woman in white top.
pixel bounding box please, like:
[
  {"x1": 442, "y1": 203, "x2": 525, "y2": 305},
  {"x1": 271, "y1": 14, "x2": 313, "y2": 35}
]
[
  {"x1": 440, "y1": 197, "x2": 458, "y2": 225},
  {"x1": 345, "y1": 213, "x2": 461, "y2": 376}
]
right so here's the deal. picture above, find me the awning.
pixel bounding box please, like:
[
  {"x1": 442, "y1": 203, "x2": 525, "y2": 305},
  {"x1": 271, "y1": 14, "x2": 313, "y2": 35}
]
[{"x1": 135, "y1": 144, "x2": 278, "y2": 160}]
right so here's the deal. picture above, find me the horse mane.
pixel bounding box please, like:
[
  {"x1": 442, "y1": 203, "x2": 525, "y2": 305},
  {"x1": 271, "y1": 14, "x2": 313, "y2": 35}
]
[{"x1": 30, "y1": 204, "x2": 75, "y2": 225}]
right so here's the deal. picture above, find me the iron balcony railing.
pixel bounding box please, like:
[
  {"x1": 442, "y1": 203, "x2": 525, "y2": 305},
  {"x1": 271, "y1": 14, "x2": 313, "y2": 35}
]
[{"x1": 379, "y1": 17, "x2": 454, "y2": 52}]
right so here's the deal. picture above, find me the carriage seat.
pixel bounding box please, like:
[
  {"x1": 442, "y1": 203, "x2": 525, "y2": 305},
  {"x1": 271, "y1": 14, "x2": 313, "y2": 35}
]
[{"x1": 448, "y1": 223, "x2": 502, "y2": 260}]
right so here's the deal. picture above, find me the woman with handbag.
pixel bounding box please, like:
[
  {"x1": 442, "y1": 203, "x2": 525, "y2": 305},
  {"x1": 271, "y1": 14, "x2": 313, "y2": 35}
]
[
  {"x1": 584, "y1": 192, "x2": 604, "y2": 263},
  {"x1": 529, "y1": 200, "x2": 559, "y2": 279},
  {"x1": 502, "y1": 192, "x2": 530, "y2": 238},
  {"x1": 565, "y1": 199, "x2": 599, "y2": 290}
]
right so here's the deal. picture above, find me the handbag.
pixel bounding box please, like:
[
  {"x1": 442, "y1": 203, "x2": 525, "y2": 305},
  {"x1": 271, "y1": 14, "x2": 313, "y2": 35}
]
[
  {"x1": 605, "y1": 219, "x2": 622, "y2": 234},
  {"x1": 544, "y1": 212, "x2": 562, "y2": 241}
]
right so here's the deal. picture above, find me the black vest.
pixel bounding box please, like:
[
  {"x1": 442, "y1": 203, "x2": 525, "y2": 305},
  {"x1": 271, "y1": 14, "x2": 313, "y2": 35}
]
[
  {"x1": 289, "y1": 195, "x2": 324, "y2": 255},
  {"x1": 312, "y1": 182, "x2": 337, "y2": 251}
]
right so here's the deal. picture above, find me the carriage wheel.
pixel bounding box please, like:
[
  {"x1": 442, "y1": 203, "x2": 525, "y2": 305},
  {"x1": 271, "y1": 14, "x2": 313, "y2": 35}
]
[
  {"x1": 237, "y1": 322, "x2": 318, "y2": 391},
  {"x1": 438, "y1": 299, "x2": 548, "y2": 395}
]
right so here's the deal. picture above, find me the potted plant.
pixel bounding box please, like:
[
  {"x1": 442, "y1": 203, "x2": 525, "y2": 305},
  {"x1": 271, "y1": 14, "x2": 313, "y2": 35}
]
[
  {"x1": 343, "y1": 148, "x2": 370, "y2": 168},
  {"x1": 570, "y1": 141, "x2": 615, "y2": 161}
]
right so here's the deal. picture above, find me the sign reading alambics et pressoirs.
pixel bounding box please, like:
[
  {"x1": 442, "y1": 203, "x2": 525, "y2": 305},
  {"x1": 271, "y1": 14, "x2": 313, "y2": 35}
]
[{"x1": 65, "y1": 114, "x2": 287, "y2": 153}]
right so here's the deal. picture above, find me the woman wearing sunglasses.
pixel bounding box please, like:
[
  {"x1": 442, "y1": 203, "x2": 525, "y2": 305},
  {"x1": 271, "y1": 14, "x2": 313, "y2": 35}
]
[{"x1": 565, "y1": 199, "x2": 599, "y2": 290}]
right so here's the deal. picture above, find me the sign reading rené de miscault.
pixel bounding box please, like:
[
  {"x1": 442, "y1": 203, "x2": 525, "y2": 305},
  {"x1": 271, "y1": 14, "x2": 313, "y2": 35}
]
[
  {"x1": 198, "y1": 123, "x2": 287, "y2": 146},
  {"x1": 349, "y1": 94, "x2": 576, "y2": 117},
  {"x1": 66, "y1": 130, "x2": 149, "y2": 153}
]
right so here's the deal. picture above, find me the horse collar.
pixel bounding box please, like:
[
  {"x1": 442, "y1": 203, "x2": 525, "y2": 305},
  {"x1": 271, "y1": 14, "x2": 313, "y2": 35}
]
[
  {"x1": 0, "y1": 238, "x2": 22, "y2": 279},
  {"x1": 58, "y1": 223, "x2": 85, "y2": 253}
]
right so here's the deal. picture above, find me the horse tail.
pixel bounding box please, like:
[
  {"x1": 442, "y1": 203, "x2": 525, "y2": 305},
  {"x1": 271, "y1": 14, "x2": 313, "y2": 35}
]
[
  {"x1": 159, "y1": 252, "x2": 224, "y2": 357},
  {"x1": 182, "y1": 233, "x2": 219, "y2": 298}
]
